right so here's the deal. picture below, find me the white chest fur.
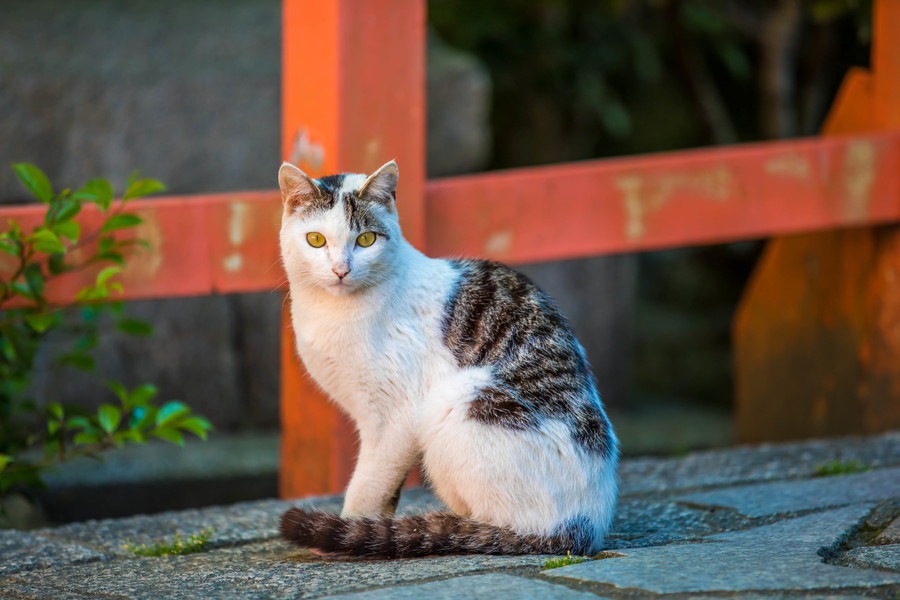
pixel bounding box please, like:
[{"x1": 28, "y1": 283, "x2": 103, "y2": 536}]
[{"x1": 288, "y1": 250, "x2": 460, "y2": 434}]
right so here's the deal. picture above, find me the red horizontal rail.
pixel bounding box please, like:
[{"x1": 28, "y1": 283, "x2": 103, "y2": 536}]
[
  {"x1": 426, "y1": 130, "x2": 900, "y2": 264},
  {"x1": 2, "y1": 131, "x2": 899, "y2": 304},
  {"x1": 0, "y1": 191, "x2": 285, "y2": 304}
]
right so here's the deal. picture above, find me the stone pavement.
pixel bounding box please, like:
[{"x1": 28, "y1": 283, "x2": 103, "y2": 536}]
[{"x1": 2, "y1": 432, "x2": 899, "y2": 599}]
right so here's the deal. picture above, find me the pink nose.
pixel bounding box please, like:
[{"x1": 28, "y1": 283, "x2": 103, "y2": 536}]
[{"x1": 332, "y1": 266, "x2": 350, "y2": 280}]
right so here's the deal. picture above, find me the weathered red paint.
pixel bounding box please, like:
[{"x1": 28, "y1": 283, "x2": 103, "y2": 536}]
[
  {"x1": 279, "y1": 0, "x2": 426, "y2": 499},
  {"x1": 426, "y1": 132, "x2": 900, "y2": 264},
  {"x1": 0, "y1": 191, "x2": 282, "y2": 306},
  {"x1": 734, "y1": 0, "x2": 900, "y2": 442}
]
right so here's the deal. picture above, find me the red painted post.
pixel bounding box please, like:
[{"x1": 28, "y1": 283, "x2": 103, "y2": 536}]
[
  {"x1": 734, "y1": 0, "x2": 900, "y2": 442},
  {"x1": 279, "y1": 0, "x2": 426, "y2": 499}
]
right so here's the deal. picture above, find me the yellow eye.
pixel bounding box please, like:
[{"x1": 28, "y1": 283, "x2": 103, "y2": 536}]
[
  {"x1": 356, "y1": 232, "x2": 376, "y2": 247},
  {"x1": 306, "y1": 232, "x2": 326, "y2": 248}
]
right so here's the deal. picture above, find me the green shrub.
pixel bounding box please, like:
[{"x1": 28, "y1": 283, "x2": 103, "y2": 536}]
[{"x1": 0, "y1": 163, "x2": 212, "y2": 500}]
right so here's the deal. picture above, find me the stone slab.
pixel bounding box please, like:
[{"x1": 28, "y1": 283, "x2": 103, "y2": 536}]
[
  {"x1": 607, "y1": 497, "x2": 753, "y2": 549},
  {"x1": 675, "y1": 467, "x2": 900, "y2": 517},
  {"x1": 1, "y1": 540, "x2": 549, "y2": 600},
  {"x1": 0, "y1": 530, "x2": 106, "y2": 576},
  {"x1": 840, "y1": 544, "x2": 900, "y2": 572},
  {"x1": 619, "y1": 430, "x2": 900, "y2": 495},
  {"x1": 876, "y1": 516, "x2": 900, "y2": 545},
  {"x1": 544, "y1": 505, "x2": 900, "y2": 594},
  {"x1": 38, "y1": 488, "x2": 442, "y2": 557},
  {"x1": 321, "y1": 573, "x2": 605, "y2": 600}
]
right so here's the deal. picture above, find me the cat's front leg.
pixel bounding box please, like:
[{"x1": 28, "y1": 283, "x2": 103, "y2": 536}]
[{"x1": 341, "y1": 428, "x2": 417, "y2": 518}]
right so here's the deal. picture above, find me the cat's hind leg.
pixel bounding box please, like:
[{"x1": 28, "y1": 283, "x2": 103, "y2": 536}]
[{"x1": 419, "y1": 369, "x2": 616, "y2": 551}]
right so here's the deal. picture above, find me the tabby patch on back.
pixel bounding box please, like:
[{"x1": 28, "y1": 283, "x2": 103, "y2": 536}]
[{"x1": 278, "y1": 160, "x2": 618, "y2": 558}]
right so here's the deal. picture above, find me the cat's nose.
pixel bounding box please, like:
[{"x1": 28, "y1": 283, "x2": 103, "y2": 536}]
[{"x1": 332, "y1": 266, "x2": 351, "y2": 280}]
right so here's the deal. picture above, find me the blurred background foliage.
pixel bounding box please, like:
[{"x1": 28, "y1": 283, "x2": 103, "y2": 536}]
[
  {"x1": 430, "y1": 0, "x2": 872, "y2": 412},
  {"x1": 431, "y1": 0, "x2": 872, "y2": 165}
]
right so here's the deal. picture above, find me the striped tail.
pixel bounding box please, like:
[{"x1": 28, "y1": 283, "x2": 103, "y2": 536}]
[{"x1": 280, "y1": 508, "x2": 584, "y2": 558}]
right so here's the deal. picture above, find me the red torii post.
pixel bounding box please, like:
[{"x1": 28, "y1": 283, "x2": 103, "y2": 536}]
[
  {"x1": 734, "y1": 0, "x2": 900, "y2": 442},
  {"x1": 279, "y1": 0, "x2": 425, "y2": 497}
]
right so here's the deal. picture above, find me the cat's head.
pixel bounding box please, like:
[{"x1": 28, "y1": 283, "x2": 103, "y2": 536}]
[{"x1": 278, "y1": 160, "x2": 402, "y2": 296}]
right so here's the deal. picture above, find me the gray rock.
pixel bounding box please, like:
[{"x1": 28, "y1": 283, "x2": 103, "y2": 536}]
[
  {"x1": 619, "y1": 430, "x2": 900, "y2": 495},
  {"x1": 607, "y1": 497, "x2": 754, "y2": 549},
  {"x1": 840, "y1": 544, "x2": 900, "y2": 572},
  {"x1": 0, "y1": 530, "x2": 106, "y2": 576},
  {"x1": 876, "y1": 516, "x2": 900, "y2": 545},
  {"x1": 38, "y1": 488, "x2": 439, "y2": 557},
  {"x1": 3, "y1": 541, "x2": 549, "y2": 600},
  {"x1": 544, "y1": 505, "x2": 900, "y2": 593},
  {"x1": 42, "y1": 498, "x2": 325, "y2": 555},
  {"x1": 426, "y1": 33, "x2": 492, "y2": 177},
  {"x1": 675, "y1": 467, "x2": 900, "y2": 517},
  {"x1": 42, "y1": 434, "x2": 279, "y2": 488},
  {"x1": 321, "y1": 573, "x2": 605, "y2": 600}
]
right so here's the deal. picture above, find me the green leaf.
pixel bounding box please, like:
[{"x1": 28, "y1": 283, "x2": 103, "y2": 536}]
[
  {"x1": 130, "y1": 405, "x2": 157, "y2": 430},
  {"x1": 30, "y1": 229, "x2": 66, "y2": 254},
  {"x1": 128, "y1": 384, "x2": 158, "y2": 407},
  {"x1": 12, "y1": 163, "x2": 53, "y2": 202},
  {"x1": 11, "y1": 281, "x2": 35, "y2": 301},
  {"x1": 74, "y1": 431, "x2": 102, "y2": 445},
  {"x1": 0, "y1": 454, "x2": 11, "y2": 474},
  {"x1": 46, "y1": 402, "x2": 64, "y2": 420},
  {"x1": 47, "y1": 419, "x2": 61, "y2": 436},
  {"x1": 96, "y1": 265, "x2": 122, "y2": 286},
  {"x1": 73, "y1": 178, "x2": 114, "y2": 210},
  {"x1": 155, "y1": 401, "x2": 191, "y2": 428},
  {"x1": 48, "y1": 254, "x2": 72, "y2": 275},
  {"x1": 66, "y1": 416, "x2": 92, "y2": 430},
  {"x1": 115, "y1": 429, "x2": 146, "y2": 444},
  {"x1": 50, "y1": 198, "x2": 81, "y2": 224},
  {"x1": 106, "y1": 381, "x2": 129, "y2": 404},
  {"x1": 123, "y1": 178, "x2": 166, "y2": 201},
  {"x1": 0, "y1": 237, "x2": 19, "y2": 256},
  {"x1": 100, "y1": 213, "x2": 143, "y2": 233},
  {"x1": 24, "y1": 312, "x2": 56, "y2": 333},
  {"x1": 53, "y1": 220, "x2": 80, "y2": 243},
  {"x1": 92, "y1": 251, "x2": 125, "y2": 266},
  {"x1": 57, "y1": 353, "x2": 95, "y2": 372},
  {"x1": 98, "y1": 236, "x2": 115, "y2": 253},
  {"x1": 117, "y1": 318, "x2": 153, "y2": 337},
  {"x1": 178, "y1": 416, "x2": 213, "y2": 440},
  {"x1": 23, "y1": 263, "x2": 45, "y2": 300},
  {"x1": 97, "y1": 405, "x2": 121, "y2": 434},
  {"x1": 152, "y1": 427, "x2": 184, "y2": 446}
]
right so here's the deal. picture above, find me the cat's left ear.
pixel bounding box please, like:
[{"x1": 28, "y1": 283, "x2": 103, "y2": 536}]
[
  {"x1": 358, "y1": 160, "x2": 399, "y2": 207},
  {"x1": 278, "y1": 162, "x2": 322, "y2": 210}
]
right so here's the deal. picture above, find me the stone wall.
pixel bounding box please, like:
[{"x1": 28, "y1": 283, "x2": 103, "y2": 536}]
[{"x1": 1, "y1": 0, "x2": 634, "y2": 430}]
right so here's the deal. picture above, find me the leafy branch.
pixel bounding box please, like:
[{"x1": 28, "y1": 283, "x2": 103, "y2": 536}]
[{"x1": 0, "y1": 164, "x2": 211, "y2": 499}]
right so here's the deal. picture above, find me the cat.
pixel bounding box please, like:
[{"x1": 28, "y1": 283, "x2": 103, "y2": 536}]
[{"x1": 278, "y1": 160, "x2": 618, "y2": 558}]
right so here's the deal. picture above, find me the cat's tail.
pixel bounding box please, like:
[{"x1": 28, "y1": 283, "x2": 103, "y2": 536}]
[{"x1": 280, "y1": 508, "x2": 586, "y2": 558}]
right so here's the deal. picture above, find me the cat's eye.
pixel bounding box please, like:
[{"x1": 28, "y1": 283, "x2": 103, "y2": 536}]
[
  {"x1": 306, "y1": 232, "x2": 326, "y2": 248},
  {"x1": 356, "y1": 232, "x2": 377, "y2": 247}
]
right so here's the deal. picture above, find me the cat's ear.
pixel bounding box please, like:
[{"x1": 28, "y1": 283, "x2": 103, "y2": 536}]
[
  {"x1": 358, "y1": 160, "x2": 399, "y2": 205},
  {"x1": 278, "y1": 162, "x2": 321, "y2": 209}
]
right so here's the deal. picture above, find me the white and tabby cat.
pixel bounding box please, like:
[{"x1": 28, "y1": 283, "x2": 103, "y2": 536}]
[{"x1": 278, "y1": 160, "x2": 618, "y2": 558}]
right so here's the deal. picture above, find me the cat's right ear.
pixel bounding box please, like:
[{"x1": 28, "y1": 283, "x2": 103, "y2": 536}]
[{"x1": 278, "y1": 162, "x2": 320, "y2": 210}]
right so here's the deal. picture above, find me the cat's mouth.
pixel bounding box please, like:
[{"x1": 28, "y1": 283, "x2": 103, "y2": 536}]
[{"x1": 327, "y1": 277, "x2": 354, "y2": 294}]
